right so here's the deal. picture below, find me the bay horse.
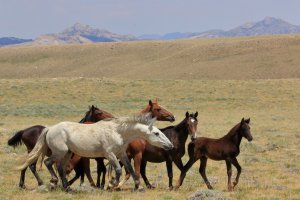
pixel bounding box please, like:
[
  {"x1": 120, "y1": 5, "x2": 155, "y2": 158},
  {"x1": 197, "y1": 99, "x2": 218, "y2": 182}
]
[
  {"x1": 18, "y1": 114, "x2": 174, "y2": 191},
  {"x1": 114, "y1": 111, "x2": 198, "y2": 190},
  {"x1": 66, "y1": 99, "x2": 175, "y2": 189},
  {"x1": 7, "y1": 105, "x2": 112, "y2": 188},
  {"x1": 175, "y1": 118, "x2": 252, "y2": 191}
]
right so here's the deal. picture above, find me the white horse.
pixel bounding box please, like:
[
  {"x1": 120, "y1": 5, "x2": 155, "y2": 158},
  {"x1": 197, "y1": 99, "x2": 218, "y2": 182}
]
[{"x1": 18, "y1": 114, "x2": 173, "y2": 190}]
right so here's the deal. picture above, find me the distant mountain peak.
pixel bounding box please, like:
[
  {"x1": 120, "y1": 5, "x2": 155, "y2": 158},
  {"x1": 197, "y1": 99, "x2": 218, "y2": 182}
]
[{"x1": 193, "y1": 16, "x2": 300, "y2": 38}]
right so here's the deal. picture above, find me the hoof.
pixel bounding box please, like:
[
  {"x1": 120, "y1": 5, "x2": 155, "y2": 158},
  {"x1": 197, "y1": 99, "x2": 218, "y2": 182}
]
[
  {"x1": 19, "y1": 185, "x2": 26, "y2": 189},
  {"x1": 90, "y1": 183, "x2": 96, "y2": 188},
  {"x1": 49, "y1": 182, "x2": 57, "y2": 190},
  {"x1": 147, "y1": 184, "x2": 155, "y2": 189},
  {"x1": 137, "y1": 186, "x2": 145, "y2": 192},
  {"x1": 38, "y1": 182, "x2": 44, "y2": 186},
  {"x1": 132, "y1": 186, "x2": 145, "y2": 193},
  {"x1": 233, "y1": 181, "x2": 238, "y2": 188},
  {"x1": 169, "y1": 186, "x2": 173, "y2": 191}
]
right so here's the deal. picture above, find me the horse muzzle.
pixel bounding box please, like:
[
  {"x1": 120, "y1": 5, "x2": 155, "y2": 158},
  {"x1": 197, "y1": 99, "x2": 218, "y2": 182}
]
[
  {"x1": 166, "y1": 115, "x2": 176, "y2": 122},
  {"x1": 164, "y1": 143, "x2": 174, "y2": 150}
]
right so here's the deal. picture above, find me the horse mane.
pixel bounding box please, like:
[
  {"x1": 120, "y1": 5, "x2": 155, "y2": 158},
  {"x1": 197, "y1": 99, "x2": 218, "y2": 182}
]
[
  {"x1": 113, "y1": 112, "x2": 155, "y2": 126},
  {"x1": 223, "y1": 122, "x2": 241, "y2": 138}
]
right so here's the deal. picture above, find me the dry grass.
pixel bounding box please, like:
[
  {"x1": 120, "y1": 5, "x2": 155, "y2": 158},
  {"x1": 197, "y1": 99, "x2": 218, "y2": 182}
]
[
  {"x1": 0, "y1": 78, "x2": 299, "y2": 200},
  {"x1": 1, "y1": 34, "x2": 300, "y2": 80}
]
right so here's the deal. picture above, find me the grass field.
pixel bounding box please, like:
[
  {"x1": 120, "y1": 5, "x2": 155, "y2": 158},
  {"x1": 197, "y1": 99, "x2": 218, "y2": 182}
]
[{"x1": 0, "y1": 78, "x2": 299, "y2": 200}]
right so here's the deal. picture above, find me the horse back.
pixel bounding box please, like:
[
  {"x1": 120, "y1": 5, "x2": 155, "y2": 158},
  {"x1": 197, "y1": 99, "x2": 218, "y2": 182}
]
[
  {"x1": 21, "y1": 125, "x2": 46, "y2": 151},
  {"x1": 191, "y1": 137, "x2": 227, "y2": 161}
]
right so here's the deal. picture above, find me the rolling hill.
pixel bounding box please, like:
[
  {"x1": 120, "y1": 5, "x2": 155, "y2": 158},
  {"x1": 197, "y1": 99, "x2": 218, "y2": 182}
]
[
  {"x1": 0, "y1": 37, "x2": 32, "y2": 46},
  {"x1": 0, "y1": 34, "x2": 300, "y2": 80}
]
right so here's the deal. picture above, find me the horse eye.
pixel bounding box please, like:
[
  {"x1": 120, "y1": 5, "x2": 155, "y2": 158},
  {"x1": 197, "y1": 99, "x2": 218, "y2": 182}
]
[{"x1": 154, "y1": 132, "x2": 159, "y2": 136}]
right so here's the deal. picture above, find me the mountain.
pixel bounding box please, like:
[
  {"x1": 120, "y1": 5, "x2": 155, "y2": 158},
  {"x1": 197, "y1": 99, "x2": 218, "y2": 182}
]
[
  {"x1": 193, "y1": 17, "x2": 300, "y2": 38},
  {"x1": 2, "y1": 17, "x2": 300, "y2": 46},
  {"x1": 139, "y1": 32, "x2": 199, "y2": 40},
  {"x1": 139, "y1": 32, "x2": 204, "y2": 40},
  {"x1": 0, "y1": 37, "x2": 32, "y2": 46},
  {"x1": 32, "y1": 23, "x2": 139, "y2": 45}
]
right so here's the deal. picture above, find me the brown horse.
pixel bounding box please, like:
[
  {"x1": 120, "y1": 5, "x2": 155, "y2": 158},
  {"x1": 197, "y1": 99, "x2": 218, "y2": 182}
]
[
  {"x1": 176, "y1": 118, "x2": 252, "y2": 191},
  {"x1": 66, "y1": 99, "x2": 175, "y2": 189},
  {"x1": 115, "y1": 111, "x2": 198, "y2": 190},
  {"x1": 7, "y1": 105, "x2": 112, "y2": 188}
]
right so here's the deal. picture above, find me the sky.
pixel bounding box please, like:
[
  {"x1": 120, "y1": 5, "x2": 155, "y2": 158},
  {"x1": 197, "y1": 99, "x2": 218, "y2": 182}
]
[{"x1": 1, "y1": 0, "x2": 300, "y2": 39}]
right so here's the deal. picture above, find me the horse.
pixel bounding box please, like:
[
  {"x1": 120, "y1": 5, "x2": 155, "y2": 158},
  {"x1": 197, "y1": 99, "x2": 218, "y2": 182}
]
[
  {"x1": 114, "y1": 111, "x2": 198, "y2": 190},
  {"x1": 7, "y1": 105, "x2": 112, "y2": 188},
  {"x1": 17, "y1": 114, "x2": 174, "y2": 191},
  {"x1": 175, "y1": 118, "x2": 252, "y2": 191},
  {"x1": 66, "y1": 99, "x2": 176, "y2": 189}
]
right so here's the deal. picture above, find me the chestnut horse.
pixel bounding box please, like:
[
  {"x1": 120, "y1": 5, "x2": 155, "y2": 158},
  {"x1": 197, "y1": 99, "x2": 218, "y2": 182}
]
[
  {"x1": 175, "y1": 118, "x2": 252, "y2": 191},
  {"x1": 66, "y1": 99, "x2": 176, "y2": 189},
  {"x1": 114, "y1": 111, "x2": 198, "y2": 190},
  {"x1": 7, "y1": 105, "x2": 112, "y2": 188}
]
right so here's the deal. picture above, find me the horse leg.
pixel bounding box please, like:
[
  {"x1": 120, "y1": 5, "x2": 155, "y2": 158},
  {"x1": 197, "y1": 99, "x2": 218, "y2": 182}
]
[
  {"x1": 119, "y1": 154, "x2": 141, "y2": 191},
  {"x1": 57, "y1": 151, "x2": 73, "y2": 190},
  {"x1": 132, "y1": 153, "x2": 144, "y2": 191},
  {"x1": 68, "y1": 168, "x2": 81, "y2": 186},
  {"x1": 106, "y1": 152, "x2": 122, "y2": 189},
  {"x1": 19, "y1": 167, "x2": 27, "y2": 189},
  {"x1": 117, "y1": 162, "x2": 131, "y2": 189},
  {"x1": 83, "y1": 158, "x2": 95, "y2": 187},
  {"x1": 29, "y1": 161, "x2": 43, "y2": 186},
  {"x1": 97, "y1": 158, "x2": 107, "y2": 189},
  {"x1": 225, "y1": 158, "x2": 233, "y2": 191},
  {"x1": 175, "y1": 157, "x2": 196, "y2": 189},
  {"x1": 95, "y1": 158, "x2": 103, "y2": 188},
  {"x1": 140, "y1": 160, "x2": 154, "y2": 189},
  {"x1": 173, "y1": 158, "x2": 184, "y2": 189},
  {"x1": 199, "y1": 157, "x2": 213, "y2": 189},
  {"x1": 44, "y1": 157, "x2": 58, "y2": 187},
  {"x1": 231, "y1": 157, "x2": 241, "y2": 189},
  {"x1": 166, "y1": 159, "x2": 173, "y2": 190}
]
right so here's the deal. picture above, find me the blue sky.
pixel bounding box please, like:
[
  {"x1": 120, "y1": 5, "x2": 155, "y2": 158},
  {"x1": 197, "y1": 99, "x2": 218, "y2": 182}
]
[{"x1": 1, "y1": 0, "x2": 300, "y2": 38}]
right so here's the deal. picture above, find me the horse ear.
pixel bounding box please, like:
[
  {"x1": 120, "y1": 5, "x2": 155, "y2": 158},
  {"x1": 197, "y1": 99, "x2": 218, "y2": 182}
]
[
  {"x1": 186, "y1": 111, "x2": 189, "y2": 118},
  {"x1": 155, "y1": 98, "x2": 158, "y2": 103},
  {"x1": 195, "y1": 111, "x2": 198, "y2": 118},
  {"x1": 245, "y1": 118, "x2": 250, "y2": 124},
  {"x1": 149, "y1": 100, "x2": 153, "y2": 107},
  {"x1": 241, "y1": 118, "x2": 245, "y2": 124},
  {"x1": 91, "y1": 105, "x2": 95, "y2": 110}
]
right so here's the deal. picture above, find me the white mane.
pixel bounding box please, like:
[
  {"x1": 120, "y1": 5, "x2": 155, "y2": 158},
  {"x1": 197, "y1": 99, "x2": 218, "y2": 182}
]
[{"x1": 113, "y1": 112, "x2": 156, "y2": 126}]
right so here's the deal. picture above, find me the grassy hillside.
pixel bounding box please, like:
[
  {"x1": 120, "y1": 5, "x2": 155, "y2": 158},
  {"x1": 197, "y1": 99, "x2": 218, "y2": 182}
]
[
  {"x1": 0, "y1": 78, "x2": 299, "y2": 200},
  {"x1": 1, "y1": 35, "x2": 300, "y2": 80}
]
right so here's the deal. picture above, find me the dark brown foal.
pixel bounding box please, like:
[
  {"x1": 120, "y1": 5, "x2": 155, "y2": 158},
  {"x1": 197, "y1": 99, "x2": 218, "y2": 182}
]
[{"x1": 176, "y1": 118, "x2": 252, "y2": 191}]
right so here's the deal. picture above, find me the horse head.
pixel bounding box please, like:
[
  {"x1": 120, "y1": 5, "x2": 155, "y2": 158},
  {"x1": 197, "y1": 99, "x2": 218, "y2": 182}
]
[
  {"x1": 80, "y1": 105, "x2": 114, "y2": 123},
  {"x1": 185, "y1": 111, "x2": 198, "y2": 141},
  {"x1": 142, "y1": 99, "x2": 175, "y2": 122},
  {"x1": 239, "y1": 118, "x2": 252, "y2": 142}
]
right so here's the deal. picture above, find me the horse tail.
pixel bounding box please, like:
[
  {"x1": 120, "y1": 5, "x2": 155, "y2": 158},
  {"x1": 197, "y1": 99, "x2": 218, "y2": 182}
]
[
  {"x1": 7, "y1": 130, "x2": 24, "y2": 148},
  {"x1": 17, "y1": 128, "x2": 49, "y2": 171}
]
